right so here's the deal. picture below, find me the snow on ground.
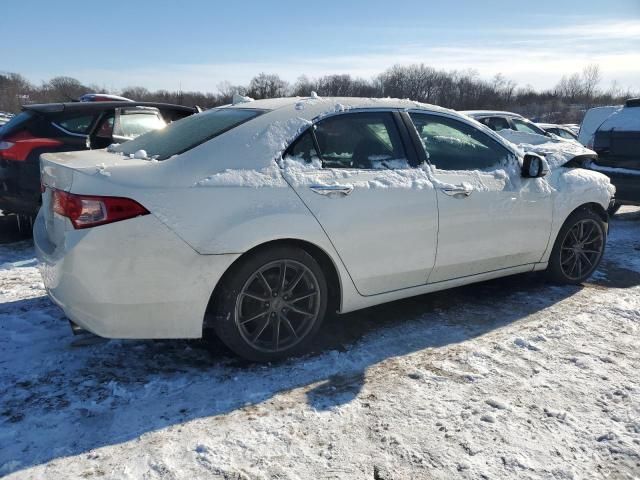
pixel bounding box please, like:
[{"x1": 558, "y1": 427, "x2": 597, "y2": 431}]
[{"x1": 1, "y1": 210, "x2": 640, "y2": 479}]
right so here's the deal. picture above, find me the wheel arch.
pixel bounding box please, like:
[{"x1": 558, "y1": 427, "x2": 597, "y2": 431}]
[
  {"x1": 203, "y1": 238, "x2": 343, "y2": 331},
  {"x1": 572, "y1": 202, "x2": 609, "y2": 224}
]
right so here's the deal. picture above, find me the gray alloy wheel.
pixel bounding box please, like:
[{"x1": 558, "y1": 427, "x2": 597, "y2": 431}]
[
  {"x1": 211, "y1": 246, "x2": 328, "y2": 362},
  {"x1": 547, "y1": 209, "x2": 606, "y2": 285},
  {"x1": 559, "y1": 218, "x2": 605, "y2": 281},
  {"x1": 234, "y1": 259, "x2": 321, "y2": 354}
]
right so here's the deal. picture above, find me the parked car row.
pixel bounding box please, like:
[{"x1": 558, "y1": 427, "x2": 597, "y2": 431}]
[
  {"x1": 0, "y1": 98, "x2": 197, "y2": 230},
  {"x1": 33, "y1": 96, "x2": 614, "y2": 361},
  {"x1": 462, "y1": 104, "x2": 639, "y2": 215}
]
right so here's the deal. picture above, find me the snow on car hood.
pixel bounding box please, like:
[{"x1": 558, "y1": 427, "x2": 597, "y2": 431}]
[{"x1": 496, "y1": 129, "x2": 597, "y2": 169}]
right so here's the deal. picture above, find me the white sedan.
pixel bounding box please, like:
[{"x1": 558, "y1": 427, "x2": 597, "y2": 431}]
[{"x1": 35, "y1": 97, "x2": 615, "y2": 361}]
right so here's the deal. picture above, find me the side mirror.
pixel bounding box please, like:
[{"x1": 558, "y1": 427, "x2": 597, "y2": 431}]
[{"x1": 522, "y1": 153, "x2": 549, "y2": 178}]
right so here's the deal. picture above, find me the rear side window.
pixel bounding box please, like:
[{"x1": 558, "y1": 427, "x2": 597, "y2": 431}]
[
  {"x1": 481, "y1": 117, "x2": 510, "y2": 132},
  {"x1": 304, "y1": 112, "x2": 409, "y2": 169},
  {"x1": 55, "y1": 115, "x2": 95, "y2": 134},
  {"x1": 410, "y1": 113, "x2": 510, "y2": 170},
  {"x1": 285, "y1": 130, "x2": 320, "y2": 163},
  {"x1": 115, "y1": 112, "x2": 165, "y2": 139},
  {"x1": 113, "y1": 108, "x2": 263, "y2": 160},
  {"x1": 0, "y1": 111, "x2": 34, "y2": 135}
]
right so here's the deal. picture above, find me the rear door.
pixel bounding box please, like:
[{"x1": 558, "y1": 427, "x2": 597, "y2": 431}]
[
  {"x1": 408, "y1": 111, "x2": 552, "y2": 282},
  {"x1": 284, "y1": 110, "x2": 439, "y2": 296},
  {"x1": 87, "y1": 110, "x2": 115, "y2": 149}
]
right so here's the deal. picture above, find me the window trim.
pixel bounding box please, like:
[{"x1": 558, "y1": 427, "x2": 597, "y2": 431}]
[{"x1": 405, "y1": 110, "x2": 516, "y2": 171}]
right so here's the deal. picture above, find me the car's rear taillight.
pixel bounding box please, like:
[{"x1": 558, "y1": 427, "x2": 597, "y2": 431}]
[
  {"x1": 0, "y1": 131, "x2": 63, "y2": 161},
  {"x1": 52, "y1": 189, "x2": 149, "y2": 229}
]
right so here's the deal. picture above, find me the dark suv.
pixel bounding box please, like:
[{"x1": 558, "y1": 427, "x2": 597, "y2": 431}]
[
  {"x1": 0, "y1": 101, "x2": 196, "y2": 224},
  {"x1": 587, "y1": 98, "x2": 640, "y2": 214}
]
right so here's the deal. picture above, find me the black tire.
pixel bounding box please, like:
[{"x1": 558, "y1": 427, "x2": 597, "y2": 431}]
[
  {"x1": 16, "y1": 214, "x2": 35, "y2": 238},
  {"x1": 546, "y1": 208, "x2": 607, "y2": 285},
  {"x1": 607, "y1": 202, "x2": 621, "y2": 216},
  {"x1": 211, "y1": 246, "x2": 328, "y2": 362}
]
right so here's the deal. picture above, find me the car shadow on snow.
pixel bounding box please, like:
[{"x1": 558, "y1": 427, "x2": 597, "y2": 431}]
[{"x1": 1, "y1": 269, "x2": 586, "y2": 475}]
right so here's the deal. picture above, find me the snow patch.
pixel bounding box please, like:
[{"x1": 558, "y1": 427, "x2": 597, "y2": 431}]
[{"x1": 232, "y1": 93, "x2": 254, "y2": 104}]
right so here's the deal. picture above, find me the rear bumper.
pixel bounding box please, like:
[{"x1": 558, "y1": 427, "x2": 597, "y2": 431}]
[{"x1": 34, "y1": 211, "x2": 240, "y2": 339}]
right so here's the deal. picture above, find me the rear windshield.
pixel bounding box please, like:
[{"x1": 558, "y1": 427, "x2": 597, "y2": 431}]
[
  {"x1": 1, "y1": 111, "x2": 34, "y2": 136},
  {"x1": 112, "y1": 108, "x2": 263, "y2": 160}
]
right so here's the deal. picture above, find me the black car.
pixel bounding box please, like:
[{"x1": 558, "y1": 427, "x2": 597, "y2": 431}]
[
  {"x1": 588, "y1": 98, "x2": 640, "y2": 214},
  {"x1": 0, "y1": 101, "x2": 196, "y2": 224}
]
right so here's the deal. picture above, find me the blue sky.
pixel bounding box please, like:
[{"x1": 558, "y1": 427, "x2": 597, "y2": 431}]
[{"x1": 4, "y1": 0, "x2": 640, "y2": 93}]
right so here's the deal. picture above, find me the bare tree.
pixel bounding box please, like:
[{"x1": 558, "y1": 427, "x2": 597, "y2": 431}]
[
  {"x1": 0, "y1": 64, "x2": 637, "y2": 125},
  {"x1": 121, "y1": 86, "x2": 151, "y2": 101},
  {"x1": 247, "y1": 73, "x2": 288, "y2": 99},
  {"x1": 582, "y1": 64, "x2": 601, "y2": 100}
]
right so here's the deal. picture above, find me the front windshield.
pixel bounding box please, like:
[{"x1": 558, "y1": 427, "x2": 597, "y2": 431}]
[{"x1": 112, "y1": 108, "x2": 263, "y2": 160}]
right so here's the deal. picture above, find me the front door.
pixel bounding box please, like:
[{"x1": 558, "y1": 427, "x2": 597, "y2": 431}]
[
  {"x1": 283, "y1": 111, "x2": 439, "y2": 296},
  {"x1": 408, "y1": 111, "x2": 552, "y2": 283}
]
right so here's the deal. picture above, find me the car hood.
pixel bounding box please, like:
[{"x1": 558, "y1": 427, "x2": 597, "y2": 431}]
[{"x1": 496, "y1": 129, "x2": 597, "y2": 169}]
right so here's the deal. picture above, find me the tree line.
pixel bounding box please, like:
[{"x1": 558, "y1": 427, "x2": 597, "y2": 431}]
[{"x1": 1, "y1": 64, "x2": 636, "y2": 123}]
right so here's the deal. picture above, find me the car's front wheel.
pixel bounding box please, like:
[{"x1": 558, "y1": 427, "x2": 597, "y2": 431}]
[
  {"x1": 546, "y1": 209, "x2": 607, "y2": 284},
  {"x1": 211, "y1": 246, "x2": 328, "y2": 362}
]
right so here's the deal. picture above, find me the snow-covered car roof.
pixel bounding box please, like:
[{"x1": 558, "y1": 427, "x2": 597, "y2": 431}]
[
  {"x1": 230, "y1": 96, "x2": 452, "y2": 117},
  {"x1": 460, "y1": 110, "x2": 523, "y2": 119},
  {"x1": 597, "y1": 104, "x2": 640, "y2": 132},
  {"x1": 91, "y1": 96, "x2": 519, "y2": 181}
]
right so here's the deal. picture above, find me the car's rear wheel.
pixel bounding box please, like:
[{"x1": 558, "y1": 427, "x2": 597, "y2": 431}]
[
  {"x1": 546, "y1": 209, "x2": 606, "y2": 284},
  {"x1": 212, "y1": 246, "x2": 328, "y2": 362}
]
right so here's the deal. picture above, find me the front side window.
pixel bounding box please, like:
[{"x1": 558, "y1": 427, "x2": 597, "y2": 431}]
[
  {"x1": 113, "y1": 108, "x2": 263, "y2": 160},
  {"x1": 115, "y1": 112, "x2": 165, "y2": 139},
  {"x1": 55, "y1": 115, "x2": 95, "y2": 134},
  {"x1": 409, "y1": 113, "x2": 510, "y2": 170},
  {"x1": 311, "y1": 112, "x2": 408, "y2": 169},
  {"x1": 512, "y1": 118, "x2": 547, "y2": 135}
]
